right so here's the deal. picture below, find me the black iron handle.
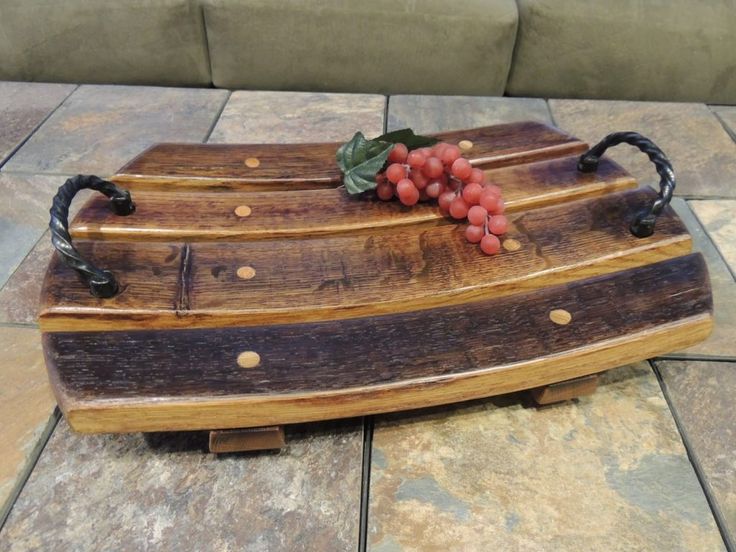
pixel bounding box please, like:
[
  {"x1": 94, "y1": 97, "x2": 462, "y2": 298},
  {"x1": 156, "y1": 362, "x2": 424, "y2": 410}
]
[
  {"x1": 577, "y1": 132, "x2": 675, "y2": 238},
  {"x1": 49, "y1": 175, "x2": 135, "y2": 298}
]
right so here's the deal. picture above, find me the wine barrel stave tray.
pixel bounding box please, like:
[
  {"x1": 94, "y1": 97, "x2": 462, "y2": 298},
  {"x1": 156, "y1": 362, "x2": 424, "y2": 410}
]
[{"x1": 39, "y1": 121, "x2": 713, "y2": 452}]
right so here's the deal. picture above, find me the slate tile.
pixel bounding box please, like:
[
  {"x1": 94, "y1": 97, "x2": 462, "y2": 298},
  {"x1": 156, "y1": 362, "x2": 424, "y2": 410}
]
[
  {"x1": 712, "y1": 106, "x2": 736, "y2": 142},
  {"x1": 0, "y1": 327, "x2": 57, "y2": 524},
  {"x1": 690, "y1": 200, "x2": 736, "y2": 276},
  {"x1": 0, "y1": 231, "x2": 53, "y2": 325},
  {"x1": 0, "y1": 173, "x2": 70, "y2": 289},
  {"x1": 387, "y1": 96, "x2": 551, "y2": 133},
  {"x1": 208, "y1": 91, "x2": 386, "y2": 143},
  {"x1": 3, "y1": 85, "x2": 229, "y2": 175},
  {"x1": 550, "y1": 100, "x2": 736, "y2": 198},
  {"x1": 667, "y1": 199, "x2": 736, "y2": 359},
  {"x1": 656, "y1": 359, "x2": 736, "y2": 549},
  {"x1": 369, "y1": 364, "x2": 725, "y2": 551},
  {"x1": 0, "y1": 82, "x2": 75, "y2": 166},
  {"x1": 0, "y1": 420, "x2": 362, "y2": 551}
]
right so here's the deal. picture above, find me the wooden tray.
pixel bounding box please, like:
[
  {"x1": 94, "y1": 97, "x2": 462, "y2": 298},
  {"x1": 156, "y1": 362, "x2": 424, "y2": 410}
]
[{"x1": 39, "y1": 122, "x2": 712, "y2": 449}]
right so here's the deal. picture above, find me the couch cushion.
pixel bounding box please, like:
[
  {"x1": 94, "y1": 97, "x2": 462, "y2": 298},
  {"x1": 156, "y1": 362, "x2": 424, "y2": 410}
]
[
  {"x1": 507, "y1": 0, "x2": 736, "y2": 104},
  {"x1": 0, "y1": 0, "x2": 211, "y2": 86},
  {"x1": 204, "y1": 0, "x2": 518, "y2": 94}
]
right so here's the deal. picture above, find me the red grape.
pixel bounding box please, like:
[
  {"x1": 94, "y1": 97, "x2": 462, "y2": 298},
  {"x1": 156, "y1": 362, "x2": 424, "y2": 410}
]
[
  {"x1": 468, "y1": 168, "x2": 485, "y2": 184},
  {"x1": 479, "y1": 192, "x2": 499, "y2": 212},
  {"x1": 396, "y1": 178, "x2": 419, "y2": 206},
  {"x1": 480, "y1": 234, "x2": 501, "y2": 255},
  {"x1": 484, "y1": 184, "x2": 502, "y2": 196},
  {"x1": 425, "y1": 180, "x2": 445, "y2": 198},
  {"x1": 406, "y1": 150, "x2": 426, "y2": 169},
  {"x1": 388, "y1": 143, "x2": 408, "y2": 164},
  {"x1": 488, "y1": 214, "x2": 508, "y2": 235},
  {"x1": 386, "y1": 163, "x2": 407, "y2": 184},
  {"x1": 465, "y1": 225, "x2": 484, "y2": 243},
  {"x1": 492, "y1": 198, "x2": 506, "y2": 215},
  {"x1": 438, "y1": 191, "x2": 455, "y2": 212},
  {"x1": 451, "y1": 158, "x2": 473, "y2": 180},
  {"x1": 467, "y1": 205, "x2": 488, "y2": 226},
  {"x1": 462, "y1": 182, "x2": 483, "y2": 205},
  {"x1": 376, "y1": 181, "x2": 394, "y2": 201},
  {"x1": 432, "y1": 142, "x2": 448, "y2": 159},
  {"x1": 440, "y1": 145, "x2": 461, "y2": 166},
  {"x1": 423, "y1": 157, "x2": 444, "y2": 178},
  {"x1": 449, "y1": 196, "x2": 469, "y2": 219},
  {"x1": 409, "y1": 168, "x2": 429, "y2": 190}
]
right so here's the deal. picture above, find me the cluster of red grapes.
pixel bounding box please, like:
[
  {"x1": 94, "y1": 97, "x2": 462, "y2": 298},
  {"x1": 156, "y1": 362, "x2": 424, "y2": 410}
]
[{"x1": 375, "y1": 141, "x2": 507, "y2": 255}]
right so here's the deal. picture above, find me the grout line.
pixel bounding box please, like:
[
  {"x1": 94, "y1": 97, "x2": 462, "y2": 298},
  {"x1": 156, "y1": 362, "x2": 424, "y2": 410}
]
[
  {"x1": 688, "y1": 201, "x2": 736, "y2": 283},
  {"x1": 0, "y1": 231, "x2": 47, "y2": 297},
  {"x1": 203, "y1": 90, "x2": 233, "y2": 143},
  {"x1": 0, "y1": 170, "x2": 76, "y2": 178},
  {"x1": 682, "y1": 194, "x2": 736, "y2": 201},
  {"x1": 708, "y1": 106, "x2": 736, "y2": 144},
  {"x1": 0, "y1": 85, "x2": 79, "y2": 172},
  {"x1": 0, "y1": 408, "x2": 61, "y2": 532},
  {"x1": 358, "y1": 416, "x2": 375, "y2": 552},
  {"x1": 651, "y1": 361, "x2": 735, "y2": 551},
  {"x1": 0, "y1": 322, "x2": 39, "y2": 329},
  {"x1": 546, "y1": 99, "x2": 558, "y2": 127},
  {"x1": 655, "y1": 354, "x2": 736, "y2": 363}
]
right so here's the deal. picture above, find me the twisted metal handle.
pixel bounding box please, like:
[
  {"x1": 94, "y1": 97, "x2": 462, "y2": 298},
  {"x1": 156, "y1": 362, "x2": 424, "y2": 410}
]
[
  {"x1": 577, "y1": 132, "x2": 675, "y2": 238},
  {"x1": 49, "y1": 175, "x2": 135, "y2": 298}
]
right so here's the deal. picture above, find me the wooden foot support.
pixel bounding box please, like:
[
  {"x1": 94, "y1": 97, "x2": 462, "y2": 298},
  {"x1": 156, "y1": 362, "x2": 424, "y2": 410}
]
[
  {"x1": 530, "y1": 374, "x2": 600, "y2": 405},
  {"x1": 209, "y1": 426, "x2": 285, "y2": 453}
]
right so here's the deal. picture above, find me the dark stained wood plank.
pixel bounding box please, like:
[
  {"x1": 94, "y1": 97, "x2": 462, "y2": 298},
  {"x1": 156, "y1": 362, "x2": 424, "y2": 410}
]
[
  {"x1": 113, "y1": 122, "x2": 587, "y2": 190},
  {"x1": 41, "y1": 188, "x2": 691, "y2": 332},
  {"x1": 41, "y1": 242, "x2": 184, "y2": 321},
  {"x1": 44, "y1": 253, "x2": 712, "y2": 432},
  {"x1": 73, "y1": 156, "x2": 634, "y2": 241}
]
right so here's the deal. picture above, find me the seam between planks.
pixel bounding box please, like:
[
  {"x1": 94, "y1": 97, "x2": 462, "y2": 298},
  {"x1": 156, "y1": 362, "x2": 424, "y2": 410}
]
[{"x1": 175, "y1": 244, "x2": 193, "y2": 313}]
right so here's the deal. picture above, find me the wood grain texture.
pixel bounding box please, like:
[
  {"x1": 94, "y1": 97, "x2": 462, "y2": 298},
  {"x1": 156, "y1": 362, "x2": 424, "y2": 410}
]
[
  {"x1": 208, "y1": 426, "x2": 286, "y2": 453},
  {"x1": 530, "y1": 374, "x2": 599, "y2": 405},
  {"x1": 113, "y1": 122, "x2": 586, "y2": 190},
  {"x1": 43, "y1": 254, "x2": 712, "y2": 433},
  {"x1": 41, "y1": 189, "x2": 691, "y2": 332},
  {"x1": 75, "y1": 156, "x2": 634, "y2": 241}
]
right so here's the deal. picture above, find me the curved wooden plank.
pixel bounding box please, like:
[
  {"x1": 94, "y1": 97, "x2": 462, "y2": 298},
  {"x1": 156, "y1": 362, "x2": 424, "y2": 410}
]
[
  {"x1": 44, "y1": 254, "x2": 713, "y2": 433},
  {"x1": 71, "y1": 156, "x2": 635, "y2": 242},
  {"x1": 40, "y1": 188, "x2": 691, "y2": 332},
  {"x1": 113, "y1": 122, "x2": 587, "y2": 190}
]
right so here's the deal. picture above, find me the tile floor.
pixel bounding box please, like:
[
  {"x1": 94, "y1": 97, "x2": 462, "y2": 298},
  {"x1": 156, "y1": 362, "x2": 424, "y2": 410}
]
[{"x1": 0, "y1": 83, "x2": 734, "y2": 551}]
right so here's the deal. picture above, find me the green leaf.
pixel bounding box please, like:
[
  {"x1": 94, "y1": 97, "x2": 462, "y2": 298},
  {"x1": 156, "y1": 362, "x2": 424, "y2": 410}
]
[
  {"x1": 373, "y1": 128, "x2": 438, "y2": 150},
  {"x1": 336, "y1": 132, "x2": 393, "y2": 195}
]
